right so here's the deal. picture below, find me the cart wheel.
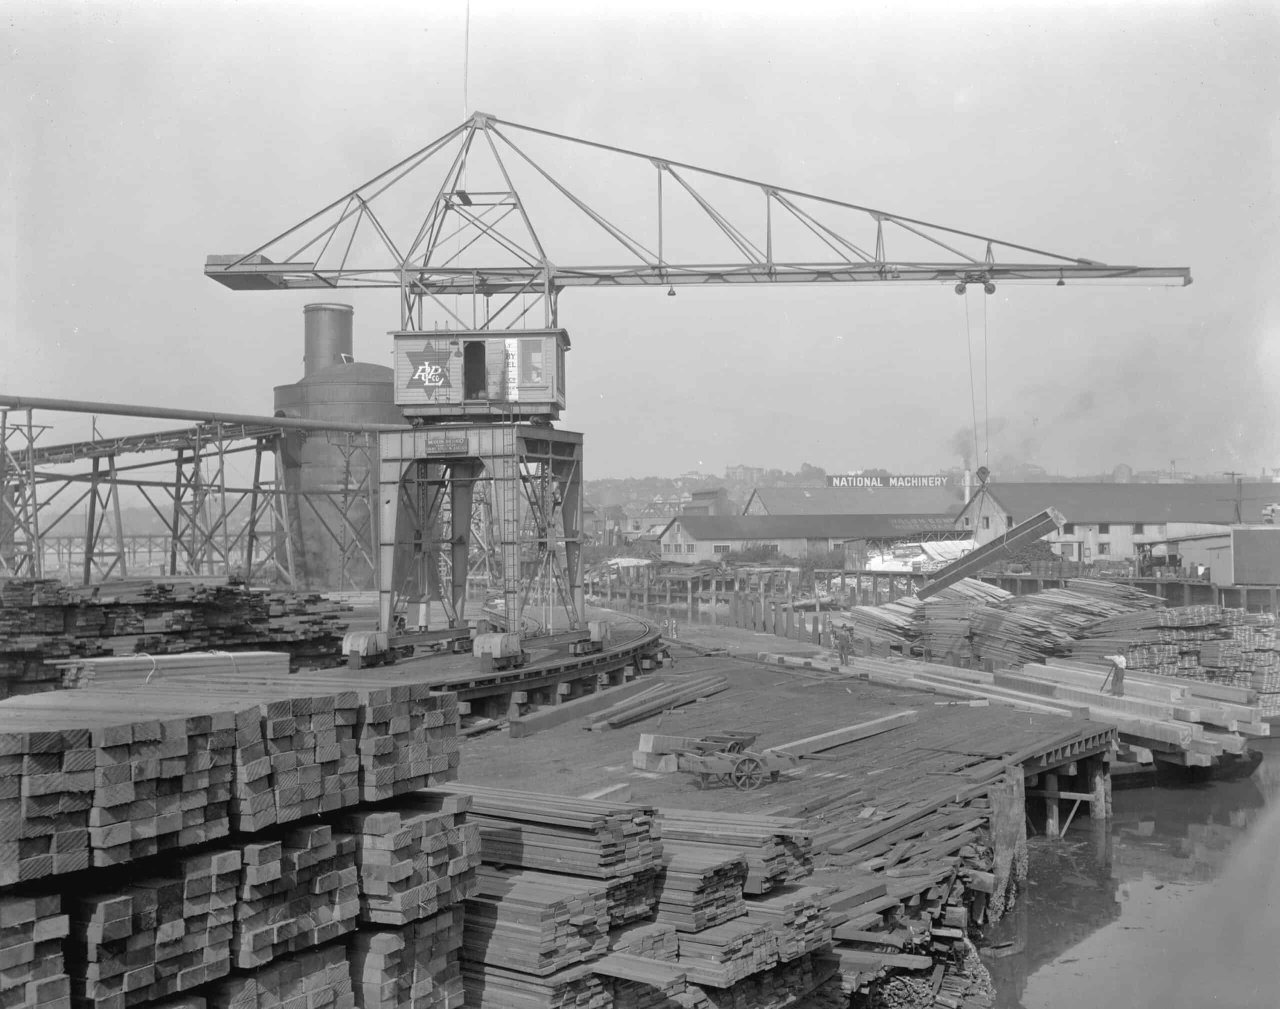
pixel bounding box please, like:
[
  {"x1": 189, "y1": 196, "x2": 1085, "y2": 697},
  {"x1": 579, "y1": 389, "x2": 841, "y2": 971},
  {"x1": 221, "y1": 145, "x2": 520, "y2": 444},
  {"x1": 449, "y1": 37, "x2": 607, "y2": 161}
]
[{"x1": 731, "y1": 756, "x2": 766, "y2": 791}]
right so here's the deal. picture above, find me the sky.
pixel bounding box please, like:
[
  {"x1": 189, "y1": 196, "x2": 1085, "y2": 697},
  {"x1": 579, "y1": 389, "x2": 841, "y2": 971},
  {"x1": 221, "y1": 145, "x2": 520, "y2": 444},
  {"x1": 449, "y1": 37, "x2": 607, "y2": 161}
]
[{"x1": 4, "y1": 0, "x2": 1279, "y2": 481}]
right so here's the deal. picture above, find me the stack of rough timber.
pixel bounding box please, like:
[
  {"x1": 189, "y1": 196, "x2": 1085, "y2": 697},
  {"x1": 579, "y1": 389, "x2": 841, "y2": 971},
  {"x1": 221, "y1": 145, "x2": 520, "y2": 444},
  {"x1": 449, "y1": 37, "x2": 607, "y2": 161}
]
[
  {"x1": 463, "y1": 866, "x2": 611, "y2": 976},
  {"x1": 340, "y1": 792, "x2": 482, "y2": 926},
  {"x1": 436, "y1": 783, "x2": 663, "y2": 924},
  {"x1": 0, "y1": 691, "x2": 242, "y2": 884},
  {"x1": 587, "y1": 675, "x2": 730, "y2": 731},
  {"x1": 61, "y1": 651, "x2": 292, "y2": 689},
  {"x1": 674, "y1": 917, "x2": 779, "y2": 987},
  {"x1": 0, "y1": 892, "x2": 70, "y2": 1009},
  {"x1": 460, "y1": 962, "x2": 609, "y2": 1009},
  {"x1": 654, "y1": 811, "x2": 812, "y2": 895},
  {"x1": 0, "y1": 578, "x2": 352, "y2": 699},
  {"x1": 70, "y1": 846, "x2": 243, "y2": 1007},
  {"x1": 205, "y1": 943, "x2": 355, "y2": 1009},
  {"x1": 741, "y1": 886, "x2": 832, "y2": 963},
  {"x1": 609, "y1": 921, "x2": 680, "y2": 962},
  {"x1": 348, "y1": 907, "x2": 465, "y2": 1009},
  {"x1": 655, "y1": 846, "x2": 748, "y2": 932},
  {"x1": 233, "y1": 825, "x2": 360, "y2": 969}
]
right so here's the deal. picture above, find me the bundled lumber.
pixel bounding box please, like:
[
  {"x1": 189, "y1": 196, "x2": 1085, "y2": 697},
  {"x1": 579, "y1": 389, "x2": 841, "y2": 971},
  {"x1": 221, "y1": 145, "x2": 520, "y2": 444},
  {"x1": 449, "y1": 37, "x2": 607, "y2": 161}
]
[
  {"x1": 603, "y1": 867, "x2": 662, "y2": 927},
  {"x1": 0, "y1": 578, "x2": 352, "y2": 699},
  {"x1": 437, "y1": 784, "x2": 662, "y2": 879},
  {"x1": 0, "y1": 692, "x2": 241, "y2": 883},
  {"x1": 832, "y1": 603, "x2": 917, "y2": 650},
  {"x1": 349, "y1": 907, "x2": 465, "y2": 1009},
  {"x1": 460, "y1": 961, "x2": 608, "y2": 1009},
  {"x1": 593, "y1": 953, "x2": 688, "y2": 1009},
  {"x1": 61, "y1": 651, "x2": 292, "y2": 689},
  {"x1": 771, "y1": 711, "x2": 918, "y2": 757},
  {"x1": 340, "y1": 792, "x2": 482, "y2": 926},
  {"x1": 69, "y1": 846, "x2": 242, "y2": 1007},
  {"x1": 587, "y1": 675, "x2": 730, "y2": 730},
  {"x1": 693, "y1": 951, "x2": 834, "y2": 1009},
  {"x1": 675, "y1": 916, "x2": 779, "y2": 987},
  {"x1": 0, "y1": 892, "x2": 70, "y2": 1009},
  {"x1": 609, "y1": 921, "x2": 680, "y2": 962},
  {"x1": 206, "y1": 942, "x2": 355, "y2": 1009},
  {"x1": 655, "y1": 810, "x2": 812, "y2": 895},
  {"x1": 353, "y1": 685, "x2": 459, "y2": 803},
  {"x1": 233, "y1": 825, "x2": 359, "y2": 969},
  {"x1": 655, "y1": 845, "x2": 748, "y2": 932},
  {"x1": 742, "y1": 885, "x2": 833, "y2": 963},
  {"x1": 463, "y1": 866, "x2": 611, "y2": 975}
]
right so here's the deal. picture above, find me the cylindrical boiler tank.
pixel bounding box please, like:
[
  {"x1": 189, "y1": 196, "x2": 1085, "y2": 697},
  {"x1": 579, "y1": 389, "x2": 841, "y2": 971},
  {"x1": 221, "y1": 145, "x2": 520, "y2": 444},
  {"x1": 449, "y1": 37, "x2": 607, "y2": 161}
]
[
  {"x1": 274, "y1": 305, "x2": 402, "y2": 590},
  {"x1": 303, "y1": 303, "x2": 354, "y2": 377}
]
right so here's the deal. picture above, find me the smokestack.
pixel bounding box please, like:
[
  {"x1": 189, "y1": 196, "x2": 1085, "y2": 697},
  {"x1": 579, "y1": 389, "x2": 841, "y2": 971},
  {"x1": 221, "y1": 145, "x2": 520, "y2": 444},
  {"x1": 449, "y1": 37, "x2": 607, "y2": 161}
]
[
  {"x1": 303, "y1": 303, "x2": 355, "y2": 376},
  {"x1": 964, "y1": 469, "x2": 972, "y2": 504}
]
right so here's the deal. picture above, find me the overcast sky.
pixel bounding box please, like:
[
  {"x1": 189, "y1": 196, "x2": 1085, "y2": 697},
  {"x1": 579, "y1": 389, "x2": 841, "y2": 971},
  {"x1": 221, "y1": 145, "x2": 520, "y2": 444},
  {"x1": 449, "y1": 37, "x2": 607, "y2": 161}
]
[{"x1": 5, "y1": 0, "x2": 1278, "y2": 480}]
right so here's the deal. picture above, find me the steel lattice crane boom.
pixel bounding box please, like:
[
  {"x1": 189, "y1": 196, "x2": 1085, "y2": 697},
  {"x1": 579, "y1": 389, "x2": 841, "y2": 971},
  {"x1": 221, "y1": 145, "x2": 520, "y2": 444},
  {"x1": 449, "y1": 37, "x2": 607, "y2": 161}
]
[{"x1": 206, "y1": 112, "x2": 1191, "y2": 331}]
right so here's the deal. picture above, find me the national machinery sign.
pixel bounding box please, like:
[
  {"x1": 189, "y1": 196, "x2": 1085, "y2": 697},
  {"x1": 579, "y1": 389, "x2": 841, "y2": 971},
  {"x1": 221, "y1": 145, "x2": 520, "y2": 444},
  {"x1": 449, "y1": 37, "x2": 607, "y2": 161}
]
[{"x1": 827, "y1": 474, "x2": 950, "y2": 489}]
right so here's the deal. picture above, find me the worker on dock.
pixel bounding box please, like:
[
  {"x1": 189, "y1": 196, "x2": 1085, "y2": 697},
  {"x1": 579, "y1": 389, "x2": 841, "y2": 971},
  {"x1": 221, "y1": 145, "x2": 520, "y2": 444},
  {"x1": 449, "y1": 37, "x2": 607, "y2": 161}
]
[
  {"x1": 837, "y1": 628, "x2": 851, "y2": 667},
  {"x1": 1103, "y1": 653, "x2": 1126, "y2": 697}
]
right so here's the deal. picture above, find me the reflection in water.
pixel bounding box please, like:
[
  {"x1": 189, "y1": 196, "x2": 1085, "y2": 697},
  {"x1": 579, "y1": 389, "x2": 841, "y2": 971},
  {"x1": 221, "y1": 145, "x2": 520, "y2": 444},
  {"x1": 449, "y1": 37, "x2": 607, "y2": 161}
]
[{"x1": 983, "y1": 740, "x2": 1280, "y2": 1008}]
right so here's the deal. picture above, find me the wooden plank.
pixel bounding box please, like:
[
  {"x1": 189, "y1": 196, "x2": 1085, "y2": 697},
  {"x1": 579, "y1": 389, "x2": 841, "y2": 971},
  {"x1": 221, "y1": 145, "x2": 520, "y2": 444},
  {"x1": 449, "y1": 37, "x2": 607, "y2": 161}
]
[{"x1": 771, "y1": 710, "x2": 919, "y2": 758}]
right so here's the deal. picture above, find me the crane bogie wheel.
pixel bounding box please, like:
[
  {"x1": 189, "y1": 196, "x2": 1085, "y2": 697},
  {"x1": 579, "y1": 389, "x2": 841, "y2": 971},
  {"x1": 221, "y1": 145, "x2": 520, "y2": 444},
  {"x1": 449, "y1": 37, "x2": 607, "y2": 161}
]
[
  {"x1": 731, "y1": 756, "x2": 766, "y2": 791},
  {"x1": 984, "y1": 282, "x2": 996, "y2": 295},
  {"x1": 955, "y1": 283, "x2": 967, "y2": 295}
]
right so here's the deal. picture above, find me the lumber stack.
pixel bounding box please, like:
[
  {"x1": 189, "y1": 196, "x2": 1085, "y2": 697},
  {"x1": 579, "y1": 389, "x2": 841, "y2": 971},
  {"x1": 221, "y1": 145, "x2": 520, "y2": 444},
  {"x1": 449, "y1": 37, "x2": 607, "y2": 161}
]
[
  {"x1": 0, "y1": 892, "x2": 70, "y2": 1009},
  {"x1": 460, "y1": 962, "x2": 609, "y2": 1009},
  {"x1": 355, "y1": 686, "x2": 458, "y2": 803},
  {"x1": 608, "y1": 921, "x2": 680, "y2": 962},
  {"x1": 742, "y1": 886, "x2": 832, "y2": 963},
  {"x1": 233, "y1": 825, "x2": 359, "y2": 969},
  {"x1": 0, "y1": 578, "x2": 352, "y2": 700},
  {"x1": 437, "y1": 784, "x2": 662, "y2": 880},
  {"x1": 587, "y1": 675, "x2": 730, "y2": 730},
  {"x1": 655, "y1": 811, "x2": 812, "y2": 895},
  {"x1": 655, "y1": 845, "x2": 748, "y2": 932},
  {"x1": 693, "y1": 951, "x2": 834, "y2": 1009},
  {"x1": 0, "y1": 692, "x2": 241, "y2": 884},
  {"x1": 593, "y1": 953, "x2": 688, "y2": 1009},
  {"x1": 339, "y1": 793, "x2": 482, "y2": 927},
  {"x1": 348, "y1": 907, "x2": 465, "y2": 1009},
  {"x1": 205, "y1": 943, "x2": 355, "y2": 1009},
  {"x1": 603, "y1": 867, "x2": 662, "y2": 927},
  {"x1": 69, "y1": 846, "x2": 242, "y2": 1007},
  {"x1": 463, "y1": 867, "x2": 611, "y2": 976},
  {"x1": 60, "y1": 651, "x2": 292, "y2": 689},
  {"x1": 674, "y1": 917, "x2": 779, "y2": 987}
]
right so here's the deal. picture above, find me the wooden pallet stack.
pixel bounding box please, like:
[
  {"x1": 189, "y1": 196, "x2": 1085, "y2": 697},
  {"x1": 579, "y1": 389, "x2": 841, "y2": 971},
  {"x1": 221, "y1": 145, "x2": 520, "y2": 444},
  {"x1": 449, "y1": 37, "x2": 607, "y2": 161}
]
[
  {"x1": 0, "y1": 892, "x2": 70, "y2": 1009},
  {"x1": 348, "y1": 907, "x2": 466, "y2": 1009},
  {"x1": 463, "y1": 866, "x2": 611, "y2": 976},
  {"x1": 654, "y1": 811, "x2": 812, "y2": 895},
  {"x1": 233, "y1": 825, "x2": 360, "y2": 969},
  {"x1": 339, "y1": 793, "x2": 482, "y2": 927},
  {"x1": 741, "y1": 886, "x2": 832, "y2": 963},
  {"x1": 205, "y1": 943, "x2": 355, "y2": 1009},
  {"x1": 68, "y1": 846, "x2": 243, "y2": 1007},
  {"x1": 655, "y1": 847, "x2": 748, "y2": 933}
]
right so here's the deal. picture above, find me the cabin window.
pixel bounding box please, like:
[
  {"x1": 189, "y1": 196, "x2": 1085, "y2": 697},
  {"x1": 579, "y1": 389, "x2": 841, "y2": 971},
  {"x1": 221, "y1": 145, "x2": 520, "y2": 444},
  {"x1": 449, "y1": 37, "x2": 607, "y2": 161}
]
[
  {"x1": 686, "y1": 544, "x2": 696, "y2": 553},
  {"x1": 1062, "y1": 523, "x2": 1075, "y2": 534},
  {"x1": 963, "y1": 517, "x2": 972, "y2": 528},
  {"x1": 713, "y1": 544, "x2": 731, "y2": 554},
  {"x1": 1060, "y1": 542, "x2": 1076, "y2": 559},
  {"x1": 1006, "y1": 515, "x2": 1014, "y2": 527},
  {"x1": 463, "y1": 341, "x2": 487, "y2": 399},
  {"x1": 1133, "y1": 523, "x2": 1145, "y2": 534},
  {"x1": 981, "y1": 517, "x2": 991, "y2": 530},
  {"x1": 1098, "y1": 542, "x2": 1111, "y2": 555},
  {"x1": 520, "y1": 340, "x2": 545, "y2": 384},
  {"x1": 1098, "y1": 523, "x2": 1110, "y2": 535}
]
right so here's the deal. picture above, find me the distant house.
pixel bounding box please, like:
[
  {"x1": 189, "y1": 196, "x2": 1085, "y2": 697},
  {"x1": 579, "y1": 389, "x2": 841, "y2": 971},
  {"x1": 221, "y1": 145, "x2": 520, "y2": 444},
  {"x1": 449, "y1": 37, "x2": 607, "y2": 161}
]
[
  {"x1": 953, "y1": 482, "x2": 1280, "y2": 562},
  {"x1": 743, "y1": 485, "x2": 966, "y2": 517},
  {"x1": 657, "y1": 514, "x2": 966, "y2": 565},
  {"x1": 682, "y1": 488, "x2": 733, "y2": 517}
]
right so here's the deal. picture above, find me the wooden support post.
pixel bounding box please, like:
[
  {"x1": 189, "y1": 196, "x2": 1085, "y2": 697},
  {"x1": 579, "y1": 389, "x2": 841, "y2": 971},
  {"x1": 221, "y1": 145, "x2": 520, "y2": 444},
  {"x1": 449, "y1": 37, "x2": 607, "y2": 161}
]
[
  {"x1": 1044, "y1": 772, "x2": 1060, "y2": 838},
  {"x1": 686, "y1": 581, "x2": 694, "y2": 621},
  {"x1": 709, "y1": 585, "x2": 717, "y2": 625}
]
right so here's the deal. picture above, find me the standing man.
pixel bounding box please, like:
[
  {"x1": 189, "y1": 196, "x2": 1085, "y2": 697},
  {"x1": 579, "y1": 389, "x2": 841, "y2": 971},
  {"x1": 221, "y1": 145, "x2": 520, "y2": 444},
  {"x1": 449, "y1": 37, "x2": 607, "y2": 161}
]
[
  {"x1": 1104, "y1": 653, "x2": 1126, "y2": 697},
  {"x1": 837, "y1": 629, "x2": 851, "y2": 667}
]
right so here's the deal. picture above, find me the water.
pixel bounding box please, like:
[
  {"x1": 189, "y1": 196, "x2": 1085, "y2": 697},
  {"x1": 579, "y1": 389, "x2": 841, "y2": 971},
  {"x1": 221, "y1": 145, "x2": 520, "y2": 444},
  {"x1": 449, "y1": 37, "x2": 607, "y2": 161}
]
[{"x1": 984, "y1": 739, "x2": 1280, "y2": 1008}]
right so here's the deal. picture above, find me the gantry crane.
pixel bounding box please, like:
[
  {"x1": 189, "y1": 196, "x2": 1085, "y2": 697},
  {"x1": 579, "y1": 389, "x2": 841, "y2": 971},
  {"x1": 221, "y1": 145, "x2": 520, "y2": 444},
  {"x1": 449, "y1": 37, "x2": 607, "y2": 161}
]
[{"x1": 205, "y1": 112, "x2": 1191, "y2": 647}]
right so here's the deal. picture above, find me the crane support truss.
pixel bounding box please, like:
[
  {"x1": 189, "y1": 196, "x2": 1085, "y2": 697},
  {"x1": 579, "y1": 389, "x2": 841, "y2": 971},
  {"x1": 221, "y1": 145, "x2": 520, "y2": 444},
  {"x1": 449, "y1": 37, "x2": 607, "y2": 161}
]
[
  {"x1": 206, "y1": 111, "x2": 1191, "y2": 331},
  {"x1": 377, "y1": 424, "x2": 585, "y2": 637},
  {"x1": 0, "y1": 404, "x2": 394, "y2": 590}
]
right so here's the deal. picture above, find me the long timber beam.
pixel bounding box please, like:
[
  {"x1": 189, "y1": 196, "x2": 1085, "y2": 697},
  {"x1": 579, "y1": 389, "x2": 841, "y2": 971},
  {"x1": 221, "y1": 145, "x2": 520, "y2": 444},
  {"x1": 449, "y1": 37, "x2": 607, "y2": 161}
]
[{"x1": 917, "y1": 508, "x2": 1065, "y2": 600}]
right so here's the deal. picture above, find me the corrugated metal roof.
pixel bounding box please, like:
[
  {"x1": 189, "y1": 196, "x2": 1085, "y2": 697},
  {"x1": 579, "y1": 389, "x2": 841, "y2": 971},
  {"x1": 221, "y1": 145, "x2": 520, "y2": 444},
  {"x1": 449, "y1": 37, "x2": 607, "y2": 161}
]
[
  {"x1": 666, "y1": 514, "x2": 965, "y2": 540},
  {"x1": 744, "y1": 486, "x2": 966, "y2": 516},
  {"x1": 969, "y1": 483, "x2": 1280, "y2": 524}
]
